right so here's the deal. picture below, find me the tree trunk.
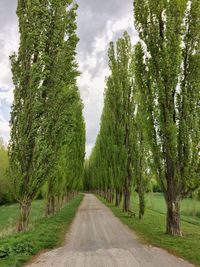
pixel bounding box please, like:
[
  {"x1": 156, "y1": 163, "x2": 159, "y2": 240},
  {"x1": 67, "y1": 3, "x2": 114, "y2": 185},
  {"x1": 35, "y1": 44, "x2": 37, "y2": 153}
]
[
  {"x1": 56, "y1": 196, "x2": 62, "y2": 211},
  {"x1": 138, "y1": 190, "x2": 145, "y2": 219},
  {"x1": 166, "y1": 197, "x2": 182, "y2": 236},
  {"x1": 123, "y1": 97, "x2": 132, "y2": 213},
  {"x1": 119, "y1": 191, "x2": 122, "y2": 205},
  {"x1": 111, "y1": 189, "x2": 114, "y2": 203},
  {"x1": 107, "y1": 189, "x2": 111, "y2": 202},
  {"x1": 108, "y1": 189, "x2": 114, "y2": 203},
  {"x1": 45, "y1": 195, "x2": 55, "y2": 217},
  {"x1": 107, "y1": 189, "x2": 110, "y2": 202},
  {"x1": 63, "y1": 195, "x2": 67, "y2": 204},
  {"x1": 115, "y1": 190, "x2": 122, "y2": 207},
  {"x1": 115, "y1": 189, "x2": 120, "y2": 207},
  {"x1": 123, "y1": 157, "x2": 131, "y2": 212},
  {"x1": 17, "y1": 200, "x2": 32, "y2": 232},
  {"x1": 123, "y1": 189, "x2": 130, "y2": 212}
]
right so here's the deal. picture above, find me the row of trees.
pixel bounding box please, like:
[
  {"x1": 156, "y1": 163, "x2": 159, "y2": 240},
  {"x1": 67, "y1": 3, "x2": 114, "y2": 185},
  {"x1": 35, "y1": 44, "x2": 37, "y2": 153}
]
[
  {"x1": 84, "y1": 32, "x2": 150, "y2": 219},
  {"x1": 85, "y1": 0, "x2": 200, "y2": 236},
  {"x1": 8, "y1": 0, "x2": 85, "y2": 232}
]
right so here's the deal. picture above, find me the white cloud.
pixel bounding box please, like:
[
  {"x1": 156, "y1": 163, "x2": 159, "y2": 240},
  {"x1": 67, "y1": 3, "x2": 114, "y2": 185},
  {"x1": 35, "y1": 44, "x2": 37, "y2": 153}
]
[
  {"x1": 78, "y1": 63, "x2": 109, "y2": 157},
  {"x1": 0, "y1": 89, "x2": 13, "y2": 104},
  {"x1": 0, "y1": 24, "x2": 19, "y2": 90},
  {"x1": 0, "y1": 112, "x2": 10, "y2": 143},
  {"x1": 0, "y1": 22, "x2": 18, "y2": 141}
]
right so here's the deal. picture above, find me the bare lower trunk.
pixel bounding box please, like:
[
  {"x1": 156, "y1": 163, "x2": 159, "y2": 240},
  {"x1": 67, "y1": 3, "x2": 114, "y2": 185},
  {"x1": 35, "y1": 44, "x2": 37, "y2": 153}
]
[
  {"x1": 115, "y1": 190, "x2": 122, "y2": 207},
  {"x1": 115, "y1": 189, "x2": 120, "y2": 207},
  {"x1": 108, "y1": 189, "x2": 114, "y2": 203},
  {"x1": 17, "y1": 200, "x2": 32, "y2": 232},
  {"x1": 123, "y1": 189, "x2": 130, "y2": 212},
  {"x1": 123, "y1": 109, "x2": 131, "y2": 213},
  {"x1": 138, "y1": 190, "x2": 145, "y2": 219},
  {"x1": 45, "y1": 195, "x2": 55, "y2": 217},
  {"x1": 63, "y1": 195, "x2": 68, "y2": 204},
  {"x1": 119, "y1": 191, "x2": 122, "y2": 205},
  {"x1": 56, "y1": 196, "x2": 63, "y2": 211},
  {"x1": 111, "y1": 189, "x2": 114, "y2": 203},
  {"x1": 107, "y1": 189, "x2": 111, "y2": 202},
  {"x1": 166, "y1": 198, "x2": 182, "y2": 236},
  {"x1": 108, "y1": 189, "x2": 111, "y2": 202}
]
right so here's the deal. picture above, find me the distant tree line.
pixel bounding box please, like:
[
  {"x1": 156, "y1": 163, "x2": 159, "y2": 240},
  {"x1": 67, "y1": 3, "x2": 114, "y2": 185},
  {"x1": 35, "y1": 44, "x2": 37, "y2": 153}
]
[{"x1": 85, "y1": 0, "x2": 200, "y2": 236}]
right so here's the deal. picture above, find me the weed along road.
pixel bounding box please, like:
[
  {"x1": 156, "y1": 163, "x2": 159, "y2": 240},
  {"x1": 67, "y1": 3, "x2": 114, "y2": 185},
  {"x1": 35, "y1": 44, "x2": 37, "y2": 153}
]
[{"x1": 27, "y1": 194, "x2": 193, "y2": 267}]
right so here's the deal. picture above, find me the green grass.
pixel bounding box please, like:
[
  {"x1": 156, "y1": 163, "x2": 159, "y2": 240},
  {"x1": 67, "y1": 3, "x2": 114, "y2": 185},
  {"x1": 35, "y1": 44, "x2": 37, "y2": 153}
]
[
  {"x1": 144, "y1": 193, "x2": 200, "y2": 225},
  {"x1": 0, "y1": 194, "x2": 83, "y2": 267},
  {"x1": 99, "y1": 194, "x2": 200, "y2": 267},
  {"x1": 0, "y1": 200, "x2": 44, "y2": 235}
]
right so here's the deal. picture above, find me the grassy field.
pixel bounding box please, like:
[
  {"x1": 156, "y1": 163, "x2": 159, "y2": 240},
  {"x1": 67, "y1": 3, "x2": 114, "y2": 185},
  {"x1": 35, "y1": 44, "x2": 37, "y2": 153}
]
[
  {"x1": 0, "y1": 200, "x2": 44, "y2": 237},
  {"x1": 100, "y1": 194, "x2": 200, "y2": 267},
  {"x1": 0, "y1": 194, "x2": 83, "y2": 267},
  {"x1": 138, "y1": 193, "x2": 200, "y2": 225}
]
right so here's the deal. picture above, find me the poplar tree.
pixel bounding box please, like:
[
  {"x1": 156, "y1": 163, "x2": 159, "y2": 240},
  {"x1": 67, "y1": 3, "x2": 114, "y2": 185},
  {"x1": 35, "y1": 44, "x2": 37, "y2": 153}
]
[
  {"x1": 9, "y1": 0, "x2": 83, "y2": 232},
  {"x1": 134, "y1": 0, "x2": 200, "y2": 235}
]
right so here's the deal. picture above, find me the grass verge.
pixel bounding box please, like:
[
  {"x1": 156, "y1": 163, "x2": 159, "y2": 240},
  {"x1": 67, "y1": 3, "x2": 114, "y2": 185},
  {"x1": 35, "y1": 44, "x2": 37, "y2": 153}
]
[
  {"x1": 99, "y1": 196, "x2": 200, "y2": 267},
  {"x1": 0, "y1": 194, "x2": 83, "y2": 267},
  {"x1": 0, "y1": 200, "x2": 44, "y2": 237}
]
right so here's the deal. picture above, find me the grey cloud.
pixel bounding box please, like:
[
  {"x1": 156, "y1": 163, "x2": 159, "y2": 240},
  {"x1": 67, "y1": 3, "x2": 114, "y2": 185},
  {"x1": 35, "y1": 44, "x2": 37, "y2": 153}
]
[
  {"x1": 76, "y1": 0, "x2": 133, "y2": 57},
  {"x1": 79, "y1": 84, "x2": 90, "y2": 100},
  {"x1": 0, "y1": 0, "x2": 17, "y2": 30},
  {"x1": 0, "y1": 99, "x2": 10, "y2": 121},
  {"x1": 0, "y1": 0, "x2": 138, "y2": 156}
]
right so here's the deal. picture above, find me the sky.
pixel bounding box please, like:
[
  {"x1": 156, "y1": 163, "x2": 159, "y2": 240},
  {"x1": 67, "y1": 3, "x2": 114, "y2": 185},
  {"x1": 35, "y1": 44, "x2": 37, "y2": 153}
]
[{"x1": 0, "y1": 0, "x2": 138, "y2": 157}]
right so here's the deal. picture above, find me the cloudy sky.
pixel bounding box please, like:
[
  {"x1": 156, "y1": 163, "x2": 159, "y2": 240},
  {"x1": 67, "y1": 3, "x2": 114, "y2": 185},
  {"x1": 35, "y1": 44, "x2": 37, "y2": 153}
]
[{"x1": 0, "y1": 0, "x2": 138, "y2": 157}]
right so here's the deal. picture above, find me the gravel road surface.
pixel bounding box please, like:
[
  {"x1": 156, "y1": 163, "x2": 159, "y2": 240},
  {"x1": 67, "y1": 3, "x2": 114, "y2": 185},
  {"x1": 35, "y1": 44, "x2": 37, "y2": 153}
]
[{"x1": 27, "y1": 194, "x2": 193, "y2": 267}]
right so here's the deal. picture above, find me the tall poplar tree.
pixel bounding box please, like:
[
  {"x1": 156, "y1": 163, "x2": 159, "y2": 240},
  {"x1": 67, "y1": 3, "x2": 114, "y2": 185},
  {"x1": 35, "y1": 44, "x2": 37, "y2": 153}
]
[
  {"x1": 134, "y1": 0, "x2": 200, "y2": 235},
  {"x1": 9, "y1": 0, "x2": 83, "y2": 232}
]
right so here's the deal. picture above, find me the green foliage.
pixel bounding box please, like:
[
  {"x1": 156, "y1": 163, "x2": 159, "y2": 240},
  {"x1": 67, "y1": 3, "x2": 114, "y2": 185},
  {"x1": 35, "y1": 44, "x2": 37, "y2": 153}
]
[
  {"x1": 149, "y1": 178, "x2": 162, "y2": 193},
  {"x1": 0, "y1": 242, "x2": 33, "y2": 259}
]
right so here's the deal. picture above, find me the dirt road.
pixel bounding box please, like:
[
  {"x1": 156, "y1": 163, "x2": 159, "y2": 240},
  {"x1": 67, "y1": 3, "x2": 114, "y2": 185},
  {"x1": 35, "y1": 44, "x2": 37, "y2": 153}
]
[{"x1": 27, "y1": 194, "x2": 193, "y2": 267}]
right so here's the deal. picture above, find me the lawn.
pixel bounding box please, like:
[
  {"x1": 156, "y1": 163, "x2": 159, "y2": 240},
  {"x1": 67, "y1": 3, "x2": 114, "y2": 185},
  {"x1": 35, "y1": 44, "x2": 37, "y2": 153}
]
[
  {"x1": 0, "y1": 194, "x2": 83, "y2": 267},
  {"x1": 138, "y1": 193, "x2": 200, "y2": 225},
  {"x1": 0, "y1": 200, "x2": 45, "y2": 237},
  {"x1": 100, "y1": 193, "x2": 200, "y2": 267}
]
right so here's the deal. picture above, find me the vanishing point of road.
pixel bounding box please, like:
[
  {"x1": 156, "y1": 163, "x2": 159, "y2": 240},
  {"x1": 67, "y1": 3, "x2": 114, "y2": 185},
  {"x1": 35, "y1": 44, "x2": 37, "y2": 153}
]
[{"x1": 27, "y1": 194, "x2": 193, "y2": 267}]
